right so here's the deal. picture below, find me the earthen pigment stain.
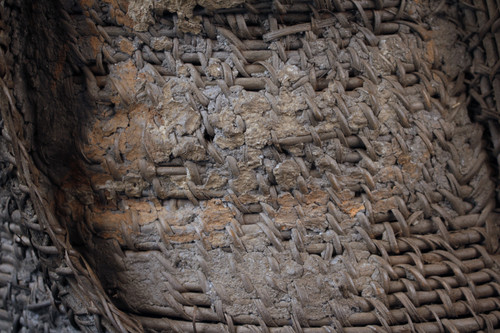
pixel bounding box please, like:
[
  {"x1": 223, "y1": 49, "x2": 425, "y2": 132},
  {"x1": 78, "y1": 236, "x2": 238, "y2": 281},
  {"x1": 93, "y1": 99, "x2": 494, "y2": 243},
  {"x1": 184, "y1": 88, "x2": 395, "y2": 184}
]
[{"x1": 64, "y1": 5, "x2": 492, "y2": 323}]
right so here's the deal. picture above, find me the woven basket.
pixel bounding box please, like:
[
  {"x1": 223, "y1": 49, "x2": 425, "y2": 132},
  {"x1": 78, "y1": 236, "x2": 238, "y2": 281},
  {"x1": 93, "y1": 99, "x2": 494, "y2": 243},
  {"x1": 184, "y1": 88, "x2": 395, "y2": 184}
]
[{"x1": 1, "y1": 0, "x2": 500, "y2": 332}]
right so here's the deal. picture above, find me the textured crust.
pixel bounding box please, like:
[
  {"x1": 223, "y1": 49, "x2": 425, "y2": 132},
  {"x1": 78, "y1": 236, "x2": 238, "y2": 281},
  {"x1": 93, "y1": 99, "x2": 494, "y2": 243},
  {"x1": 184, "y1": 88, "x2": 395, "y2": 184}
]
[
  {"x1": 0, "y1": 0, "x2": 499, "y2": 332},
  {"x1": 127, "y1": 0, "x2": 246, "y2": 32}
]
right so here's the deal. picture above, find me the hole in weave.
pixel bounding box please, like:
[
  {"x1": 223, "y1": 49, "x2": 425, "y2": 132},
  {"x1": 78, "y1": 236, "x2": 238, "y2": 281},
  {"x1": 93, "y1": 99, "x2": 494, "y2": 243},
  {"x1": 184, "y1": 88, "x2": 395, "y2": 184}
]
[
  {"x1": 467, "y1": 98, "x2": 481, "y2": 124},
  {"x1": 204, "y1": 128, "x2": 214, "y2": 141}
]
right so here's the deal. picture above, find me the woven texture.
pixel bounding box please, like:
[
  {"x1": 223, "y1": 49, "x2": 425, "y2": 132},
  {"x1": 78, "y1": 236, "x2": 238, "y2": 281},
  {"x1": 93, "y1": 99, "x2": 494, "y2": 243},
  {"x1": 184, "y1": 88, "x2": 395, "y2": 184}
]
[
  {"x1": 0, "y1": 117, "x2": 78, "y2": 332},
  {"x1": 462, "y1": 0, "x2": 500, "y2": 205},
  {"x1": 1, "y1": 0, "x2": 500, "y2": 332}
]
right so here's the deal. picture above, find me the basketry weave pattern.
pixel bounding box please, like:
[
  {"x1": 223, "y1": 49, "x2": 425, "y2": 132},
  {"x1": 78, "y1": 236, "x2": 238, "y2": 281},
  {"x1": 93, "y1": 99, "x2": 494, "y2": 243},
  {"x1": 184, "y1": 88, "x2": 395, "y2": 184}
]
[
  {"x1": 1, "y1": 0, "x2": 500, "y2": 332},
  {"x1": 462, "y1": 0, "x2": 500, "y2": 205},
  {"x1": 0, "y1": 121, "x2": 78, "y2": 332}
]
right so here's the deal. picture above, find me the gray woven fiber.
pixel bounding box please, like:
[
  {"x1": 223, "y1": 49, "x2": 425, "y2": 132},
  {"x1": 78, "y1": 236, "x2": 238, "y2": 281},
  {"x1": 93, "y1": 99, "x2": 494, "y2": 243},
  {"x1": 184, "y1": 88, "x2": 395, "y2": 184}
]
[{"x1": 0, "y1": 0, "x2": 499, "y2": 332}]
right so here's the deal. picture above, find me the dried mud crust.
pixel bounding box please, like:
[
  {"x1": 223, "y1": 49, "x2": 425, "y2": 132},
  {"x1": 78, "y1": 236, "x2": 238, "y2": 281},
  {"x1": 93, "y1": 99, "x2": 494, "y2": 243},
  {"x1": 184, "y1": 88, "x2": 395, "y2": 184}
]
[
  {"x1": 127, "y1": 0, "x2": 246, "y2": 33},
  {"x1": 1, "y1": 0, "x2": 500, "y2": 333}
]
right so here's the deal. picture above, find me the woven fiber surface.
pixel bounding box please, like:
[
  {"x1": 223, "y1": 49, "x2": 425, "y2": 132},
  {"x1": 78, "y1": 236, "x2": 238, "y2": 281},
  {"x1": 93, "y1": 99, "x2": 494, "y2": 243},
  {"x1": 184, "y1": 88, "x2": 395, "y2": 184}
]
[
  {"x1": 1, "y1": 0, "x2": 500, "y2": 332},
  {"x1": 460, "y1": 0, "x2": 500, "y2": 206},
  {"x1": 0, "y1": 115, "x2": 78, "y2": 332}
]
